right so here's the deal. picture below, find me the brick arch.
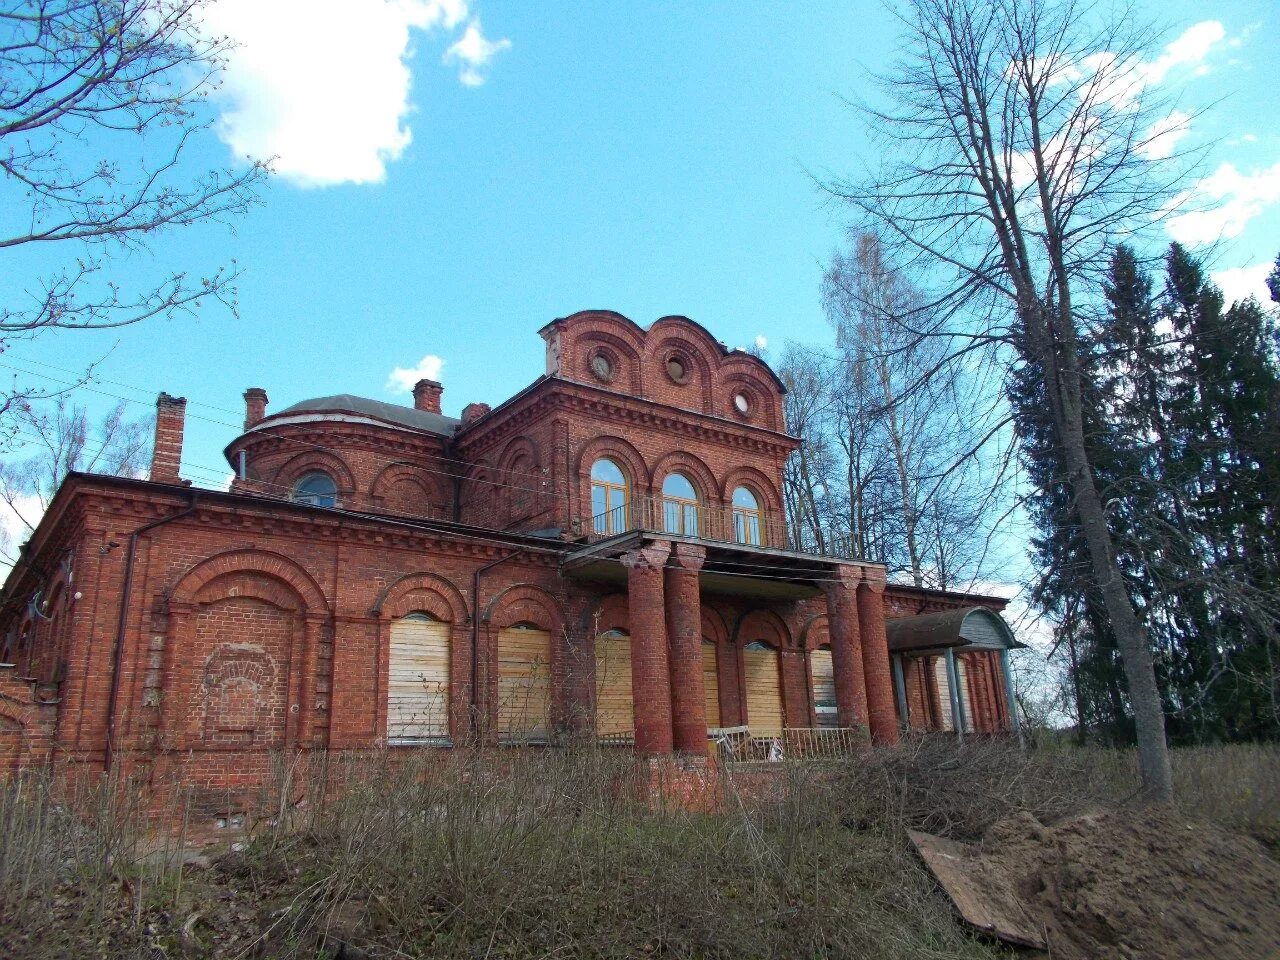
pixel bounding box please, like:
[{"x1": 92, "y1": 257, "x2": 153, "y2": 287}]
[
  {"x1": 798, "y1": 613, "x2": 830, "y2": 651},
  {"x1": 700, "y1": 606, "x2": 729, "y2": 645},
  {"x1": 170, "y1": 549, "x2": 329, "y2": 615},
  {"x1": 372, "y1": 572, "x2": 468, "y2": 622},
  {"x1": 650, "y1": 450, "x2": 720, "y2": 506},
  {"x1": 0, "y1": 702, "x2": 32, "y2": 773},
  {"x1": 644, "y1": 331, "x2": 715, "y2": 411},
  {"x1": 370, "y1": 461, "x2": 441, "y2": 509},
  {"x1": 577, "y1": 435, "x2": 650, "y2": 491},
  {"x1": 271, "y1": 449, "x2": 356, "y2": 496},
  {"x1": 721, "y1": 367, "x2": 780, "y2": 430},
  {"x1": 194, "y1": 572, "x2": 305, "y2": 612},
  {"x1": 733, "y1": 609, "x2": 793, "y2": 649},
  {"x1": 483, "y1": 583, "x2": 565, "y2": 634},
  {"x1": 576, "y1": 330, "x2": 643, "y2": 394},
  {"x1": 578, "y1": 592, "x2": 629, "y2": 636},
  {"x1": 720, "y1": 465, "x2": 783, "y2": 512}
]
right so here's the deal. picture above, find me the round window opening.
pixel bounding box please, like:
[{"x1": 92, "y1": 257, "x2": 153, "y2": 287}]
[
  {"x1": 666, "y1": 354, "x2": 689, "y2": 384},
  {"x1": 733, "y1": 392, "x2": 752, "y2": 416},
  {"x1": 590, "y1": 352, "x2": 613, "y2": 382}
]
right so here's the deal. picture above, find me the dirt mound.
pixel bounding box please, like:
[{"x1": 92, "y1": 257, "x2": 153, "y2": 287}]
[{"x1": 976, "y1": 808, "x2": 1280, "y2": 959}]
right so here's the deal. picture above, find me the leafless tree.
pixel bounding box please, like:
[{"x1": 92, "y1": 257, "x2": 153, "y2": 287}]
[
  {"x1": 1, "y1": 1, "x2": 268, "y2": 428},
  {"x1": 0, "y1": 397, "x2": 151, "y2": 563},
  {"x1": 830, "y1": 0, "x2": 1184, "y2": 799}
]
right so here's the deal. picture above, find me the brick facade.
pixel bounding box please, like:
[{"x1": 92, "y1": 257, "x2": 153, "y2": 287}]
[{"x1": 0, "y1": 310, "x2": 1016, "y2": 815}]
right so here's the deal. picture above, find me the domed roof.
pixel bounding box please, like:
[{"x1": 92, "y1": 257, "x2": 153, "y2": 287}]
[{"x1": 262, "y1": 394, "x2": 460, "y2": 437}]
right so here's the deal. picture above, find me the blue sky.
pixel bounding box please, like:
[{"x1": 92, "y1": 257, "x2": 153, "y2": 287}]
[{"x1": 7, "y1": 0, "x2": 1280, "y2": 508}]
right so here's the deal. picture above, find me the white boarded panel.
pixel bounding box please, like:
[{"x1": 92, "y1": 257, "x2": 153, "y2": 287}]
[
  {"x1": 956, "y1": 658, "x2": 973, "y2": 732},
  {"x1": 388, "y1": 616, "x2": 450, "y2": 741},
  {"x1": 702, "y1": 641, "x2": 722, "y2": 729},
  {"x1": 595, "y1": 632, "x2": 633, "y2": 737},
  {"x1": 810, "y1": 647, "x2": 838, "y2": 728},
  {"x1": 934, "y1": 657, "x2": 955, "y2": 731},
  {"x1": 743, "y1": 644, "x2": 784, "y2": 737},
  {"x1": 497, "y1": 626, "x2": 552, "y2": 741}
]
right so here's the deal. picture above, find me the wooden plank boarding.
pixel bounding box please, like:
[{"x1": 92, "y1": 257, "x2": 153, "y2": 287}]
[{"x1": 908, "y1": 830, "x2": 1046, "y2": 950}]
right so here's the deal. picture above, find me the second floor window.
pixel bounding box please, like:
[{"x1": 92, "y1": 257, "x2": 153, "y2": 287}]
[
  {"x1": 591, "y1": 458, "x2": 628, "y2": 535},
  {"x1": 732, "y1": 486, "x2": 762, "y2": 545},
  {"x1": 662, "y1": 472, "x2": 699, "y2": 536},
  {"x1": 293, "y1": 471, "x2": 337, "y2": 508}
]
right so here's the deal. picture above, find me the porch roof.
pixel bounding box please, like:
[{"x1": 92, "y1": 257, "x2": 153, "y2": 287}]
[
  {"x1": 560, "y1": 530, "x2": 868, "y2": 600},
  {"x1": 886, "y1": 606, "x2": 1026, "y2": 655}
]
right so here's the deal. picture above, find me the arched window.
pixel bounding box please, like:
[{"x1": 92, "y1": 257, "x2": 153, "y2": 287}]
[
  {"x1": 661, "y1": 472, "x2": 699, "y2": 536},
  {"x1": 387, "y1": 612, "x2": 450, "y2": 742},
  {"x1": 591, "y1": 459, "x2": 629, "y2": 535},
  {"x1": 293, "y1": 471, "x2": 337, "y2": 507},
  {"x1": 732, "y1": 486, "x2": 762, "y2": 545},
  {"x1": 497, "y1": 622, "x2": 552, "y2": 743}
]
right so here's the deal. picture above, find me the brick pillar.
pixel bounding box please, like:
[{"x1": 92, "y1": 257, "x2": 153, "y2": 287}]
[
  {"x1": 821, "y1": 567, "x2": 868, "y2": 728},
  {"x1": 664, "y1": 543, "x2": 707, "y2": 755},
  {"x1": 149, "y1": 392, "x2": 187, "y2": 484},
  {"x1": 623, "y1": 541, "x2": 673, "y2": 755},
  {"x1": 856, "y1": 574, "x2": 900, "y2": 744},
  {"x1": 243, "y1": 387, "x2": 268, "y2": 429},
  {"x1": 412, "y1": 379, "x2": 443, "y2": 414}
]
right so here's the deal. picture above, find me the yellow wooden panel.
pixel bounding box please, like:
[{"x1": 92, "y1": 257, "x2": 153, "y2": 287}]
[
  {"x1": 934, "y1": 657, "x2": 955, "y2": 731},
  {"x1": 388, "y1": 617, "x2": 450, "y2": 740},
  {"x1": 743, "y1": 646, "x2": 784, "y2": 737},
  {"x1": 497, "y1": 627, "x2": 551, "y2": 741},
  {"x1": 595, "y1": 633, "x2": 633, "y2": 737},
  {"x1": 810, "y1": 647, "x2": 838, "y2": 729},
  {"x1": 702, "y1": 641, "x2": 722, "y2": 729}
]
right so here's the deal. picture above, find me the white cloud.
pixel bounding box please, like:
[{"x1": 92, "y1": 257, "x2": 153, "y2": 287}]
[
  {"x1": 1140, "y1": 110, "x2": 1191, "y2": 161},
  {"x1": 444, "y1": 19, "x2": 511, "y2": 87},
  {"x1": 0, "y1": 494, "x2": 45, "y2": 580},
  {"x1": 387, "y1": 354, "x2": 445, "y2": 393},
  {"x1": 1142, "y1": 21, "x2": 1225, "y2": 86},
  {"x1": 202, "y1": 0, "x2": 474, "y2": 187},
  {"x1": 1212, "y1": 262, "x2": 1275, "y2": 307},
  {"x1": 754, "y1": 335, "x2": 768, "y2": 351},
  {"x1": 1165, "y1": 162, "x2": 1280, "y2": 246}
]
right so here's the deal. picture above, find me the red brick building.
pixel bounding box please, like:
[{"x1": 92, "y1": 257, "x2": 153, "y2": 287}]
[{"x1": 0, "y1": 311, "x2": 1020, "y2": 811}]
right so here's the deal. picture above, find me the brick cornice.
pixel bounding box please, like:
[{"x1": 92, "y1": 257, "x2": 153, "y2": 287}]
[{"x1": 455, "y1": 378, "x2": 799, "y2": 461}]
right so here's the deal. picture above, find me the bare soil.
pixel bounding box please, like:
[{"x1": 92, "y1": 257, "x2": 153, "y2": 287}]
[{"x1": 975, "y1": 808, "x2": 1280, "y2": 960}]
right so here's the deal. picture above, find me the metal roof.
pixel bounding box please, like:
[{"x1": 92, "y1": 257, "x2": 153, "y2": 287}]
[
  {"x1": 885, "y1": 606, "x2": 1024, "y2": 654},
  {"x1": 265, "y1": 394, "x2": 460, "y2": 437}
]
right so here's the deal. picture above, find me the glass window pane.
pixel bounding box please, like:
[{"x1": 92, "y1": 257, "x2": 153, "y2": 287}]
[
  {"x1": 662, "y1": 473, "x2": 697, "y2": 500},
  {"x1": 732, "y1": 486, "x2": 758, "y2": 509},
  {"x1": 591, "y1": 459, "x2": 625, "y2": 484},
  {"x1": 294, "y1": 471, "x2": 337, "y2": 507}
]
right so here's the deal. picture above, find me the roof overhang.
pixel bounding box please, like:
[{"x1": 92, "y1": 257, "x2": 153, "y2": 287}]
[
  {"x1": 560, "y1": 531, "x2": 870, "y2": 601},
  {"x1": 886, "y1": 606, "x2": 1025, "y2": 655}
]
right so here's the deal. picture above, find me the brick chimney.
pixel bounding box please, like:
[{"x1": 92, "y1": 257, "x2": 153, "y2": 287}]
[
  {"x1": 150, "y1": 392, "x2": 187, "y2": 484},
  {"x1": 412, "y1": 379, "x2": 443, "y2": 414},
  {"x1": 461, "y1": 402, "x2": 491, "y2": 426},
  {"x1": 243, "y1": 387, "x2": 268, "y2": 429}
]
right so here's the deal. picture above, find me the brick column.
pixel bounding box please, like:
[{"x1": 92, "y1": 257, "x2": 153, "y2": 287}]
[
  {"x1": 623, "y1": 541, "x2": 673, "y2": 755},
  {"x1": 856, "y1": 573, "x2": 900, "y2": 744},
  {"x1": 821, "y1": 566, "x2": 868, "y2": 729},
  {"x1": 664, "y1": 543, "x2": 707, "y2": 755}
]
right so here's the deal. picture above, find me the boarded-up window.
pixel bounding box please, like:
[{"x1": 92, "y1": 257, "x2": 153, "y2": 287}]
[
  {"x1": 497, "y1": 625, "x2": 552, "y2": 742},
  {"x1": 955, "y1": 657, "x2": 973, "y2": 732},
  {"x1": 388, "y1": 614, "x2": 450, "y2": 742},
  {"x1": 595, "y1": 630, "x2": 633, "y2": 737},
  {"x1": 702, "y1": 640, "x2": 722, "y2": 729},
  {"x1": 810, "y1": 646, "x2": 838, "y2": 728},
  {"x1": 743, "y1": 642, "x2": 784, "y2": 737},
  {"x1": 933, "y1": 657, "x2": 955, "y2": 732}
]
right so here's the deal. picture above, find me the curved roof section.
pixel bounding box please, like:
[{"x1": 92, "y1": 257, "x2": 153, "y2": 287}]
[
  {"x1": 539, "y1": 309, "x2": 788, "y2": 393},
  {"x1": 259, "y1": 394, "x2": 460, "y2": 437},
  {"x1": 885, "y1": 606, "x2": 1024, "y2": 654}
]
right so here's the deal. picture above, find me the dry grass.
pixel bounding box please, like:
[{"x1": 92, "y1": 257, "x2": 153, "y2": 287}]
[{"x1": 0, "y1": 739, "x2": 1275, "y2": 958}]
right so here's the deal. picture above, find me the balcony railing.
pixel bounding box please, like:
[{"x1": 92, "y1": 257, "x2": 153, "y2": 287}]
[{"x1": 587, "y1": 496, "x2": 789, "y2": 550}]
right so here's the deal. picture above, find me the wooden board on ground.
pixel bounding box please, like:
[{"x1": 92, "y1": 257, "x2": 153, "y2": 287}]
[{"x1": 908, "y1": 830, "x2": 1047, "y2": 950}]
